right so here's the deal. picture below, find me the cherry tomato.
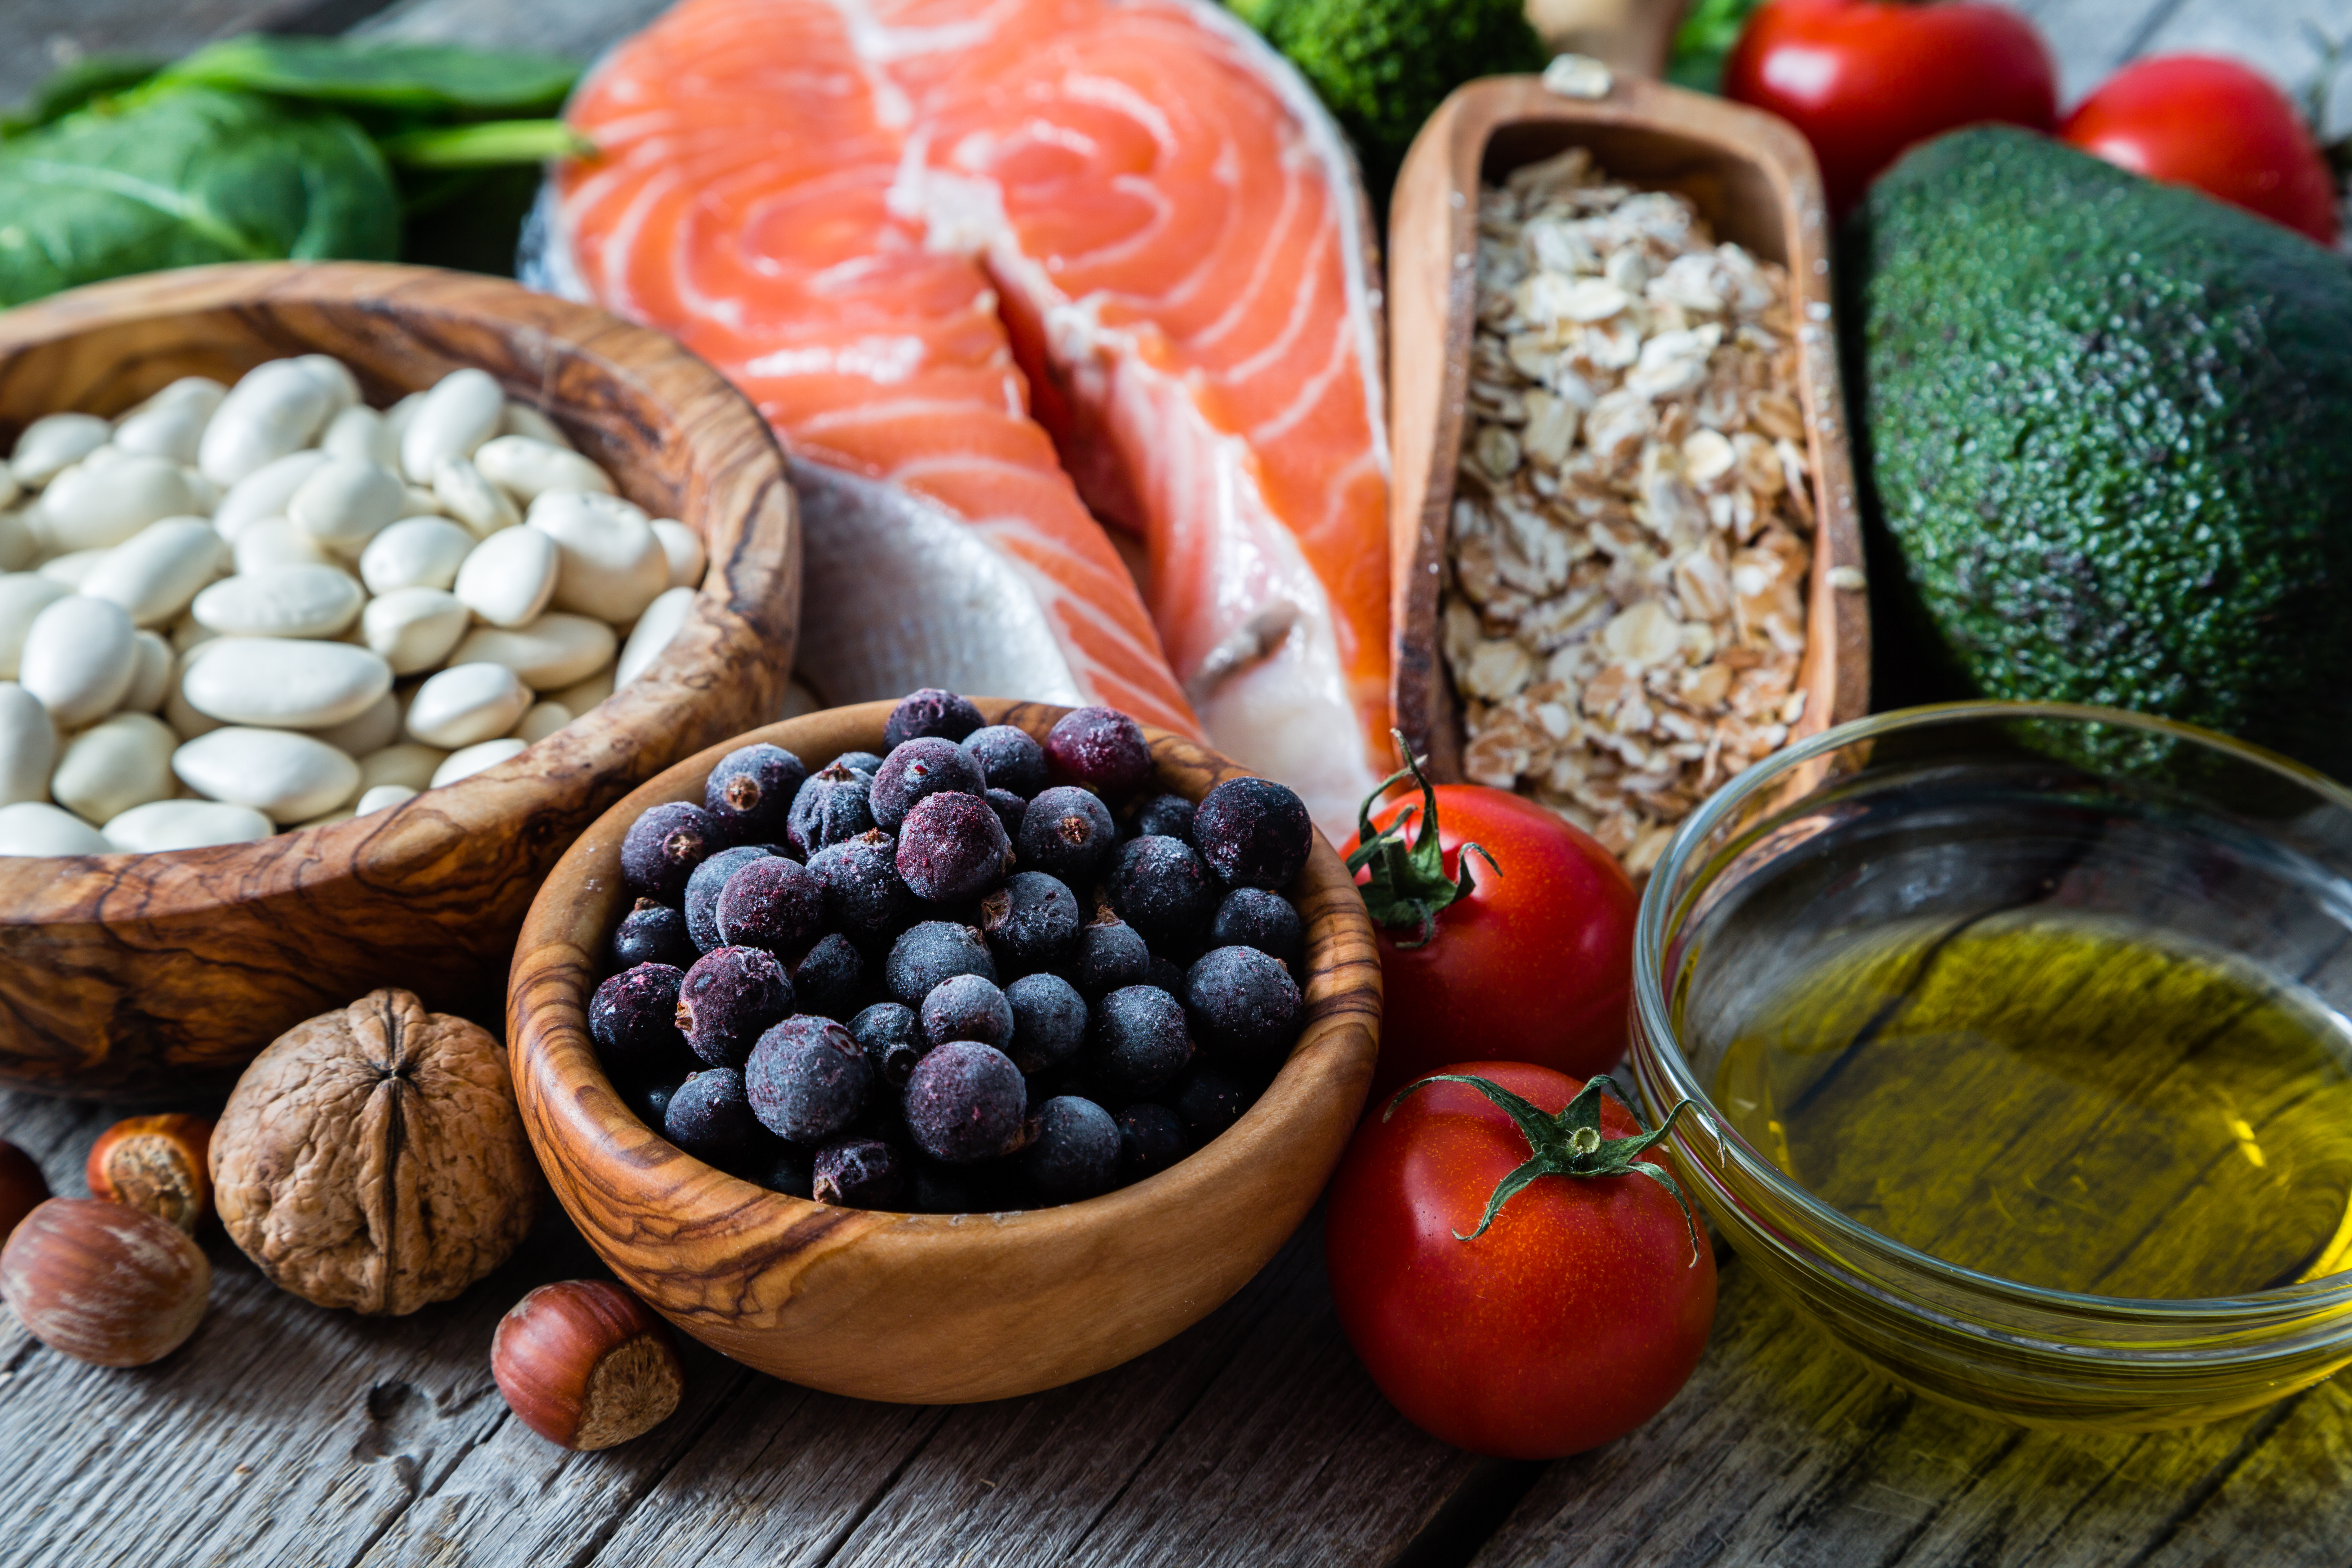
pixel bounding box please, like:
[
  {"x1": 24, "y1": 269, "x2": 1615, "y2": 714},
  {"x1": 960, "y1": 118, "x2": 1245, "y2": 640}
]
[
  {"x1": 1326, "y1": 1061, "x2": 1717, "y2": 1459},
  {"x1": 2063, "y1": 56, "x2": 2340, "y2": 246},
  {"x1": 1724, "y1": 0, "x2": 2058, "y2": 215},
  {"x1": 1343, "y1": 781, "x2": 1635, "y2": 1108}
]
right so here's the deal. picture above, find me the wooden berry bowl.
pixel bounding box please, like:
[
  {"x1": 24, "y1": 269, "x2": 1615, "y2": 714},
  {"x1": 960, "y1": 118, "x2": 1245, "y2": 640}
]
[
  {"x1": 0, "y1": 261, "x2": 798, "y2": 1099},
  {"x1": 507, "y1": 699, "x2": 1381, "y2": 1403}
]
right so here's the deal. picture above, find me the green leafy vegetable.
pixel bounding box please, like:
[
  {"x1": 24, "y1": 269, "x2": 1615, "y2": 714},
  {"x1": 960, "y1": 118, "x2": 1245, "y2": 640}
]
[
  {"x1": 0, "y1": 54, "x2": 165, "y2": 138},
  {"x1": 379, "y1": 120, "x2": 594, "y2": 169},
  {"x1": 153, "y1": 36, "x2": 578, "y2": 117},
  {"x1": 1666, "y1": 0, "x2": 1769, "y2": 94}
]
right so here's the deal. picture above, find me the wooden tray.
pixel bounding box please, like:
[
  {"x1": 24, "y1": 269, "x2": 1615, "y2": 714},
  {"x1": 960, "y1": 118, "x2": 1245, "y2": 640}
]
[{"x1": 1386, "y1": 74, "x2": 1870, "y2": 782}]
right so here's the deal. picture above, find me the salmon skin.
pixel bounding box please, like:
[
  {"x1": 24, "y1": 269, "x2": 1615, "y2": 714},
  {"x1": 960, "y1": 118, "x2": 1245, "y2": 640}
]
[{"x1": 538, "y1": 0, "x2": 1391, "y2": 831}]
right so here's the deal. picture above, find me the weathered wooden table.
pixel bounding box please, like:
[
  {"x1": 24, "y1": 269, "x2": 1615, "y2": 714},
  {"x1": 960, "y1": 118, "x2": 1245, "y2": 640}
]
[{"x1": 6, "y1": 1, "x2": 2351, "y2": 1562}]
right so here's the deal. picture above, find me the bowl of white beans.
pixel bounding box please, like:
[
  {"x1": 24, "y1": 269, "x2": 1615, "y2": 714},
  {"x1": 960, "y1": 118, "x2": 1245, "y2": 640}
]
[{"x1": 0, "y1": 261, "x2": 799, "y2": 1097}]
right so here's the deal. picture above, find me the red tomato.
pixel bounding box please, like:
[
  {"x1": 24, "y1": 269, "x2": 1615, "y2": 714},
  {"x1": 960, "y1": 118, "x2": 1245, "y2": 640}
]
[
  {"x1": 1326, "y1": 1061, "x2": 1717, "y2": 1459},
  {"x1": 1724, "y1": 0, "x2": 2058, "y2": 215},
  {"x1": 2063, "y1": 56, "x2": 2340, "y2": 246},
  {"x1": 1343, "y1": 784, "x2": 1635, "y2": 1108}
]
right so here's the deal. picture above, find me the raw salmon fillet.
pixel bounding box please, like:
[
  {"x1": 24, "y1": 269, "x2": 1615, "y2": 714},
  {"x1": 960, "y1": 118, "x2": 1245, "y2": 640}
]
[{"x1": 543, "y1": 0, "x2": 1391, "y2": 829}]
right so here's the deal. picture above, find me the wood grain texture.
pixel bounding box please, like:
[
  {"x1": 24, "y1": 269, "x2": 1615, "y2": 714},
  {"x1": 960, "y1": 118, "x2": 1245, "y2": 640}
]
[
  {"x1": 0, "y1": 262, "x2": 799, "y2": 1102},
  {"x1": 1386, "y1": 75, "x2": 1871, "y2": 783},
  {"x1": 507, "y1": 698, "x2": 1381, "y2": 1405}
]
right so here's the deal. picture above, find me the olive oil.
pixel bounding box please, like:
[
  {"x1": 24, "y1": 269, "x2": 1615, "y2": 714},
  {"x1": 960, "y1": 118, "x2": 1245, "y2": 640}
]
[{"x1": 1713, "y1": 911, "x2": 2352, "y2": 1299}]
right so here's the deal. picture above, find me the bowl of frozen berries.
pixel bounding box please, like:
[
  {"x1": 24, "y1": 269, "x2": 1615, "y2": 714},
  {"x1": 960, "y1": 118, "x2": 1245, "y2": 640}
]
[{"x1": 507, "y1": 692, "x2": 1379, "y2": 1403}]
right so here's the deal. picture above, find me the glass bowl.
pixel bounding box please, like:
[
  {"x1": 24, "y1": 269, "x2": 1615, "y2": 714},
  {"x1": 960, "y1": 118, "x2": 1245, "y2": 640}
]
[{"x1": 1629, "y1": 702, "x2": 2352, "y2": 1430}]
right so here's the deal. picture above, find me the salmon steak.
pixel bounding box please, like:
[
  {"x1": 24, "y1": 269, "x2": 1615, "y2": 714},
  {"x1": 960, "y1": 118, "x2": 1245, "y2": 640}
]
[{"x1": 539, "y1": 0, "x2": 1390, "y2": 829}]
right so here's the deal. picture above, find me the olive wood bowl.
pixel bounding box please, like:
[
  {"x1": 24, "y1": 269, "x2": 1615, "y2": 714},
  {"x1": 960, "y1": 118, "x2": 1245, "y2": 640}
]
[
  {"x1": 0, "y1": 262, "x2": 798, "y2": 1098},
  {"x1": 1387, "y1": 75, "x2": 1870, "y2": 782},
  {"x1": 508, "y1": 698, "x2": 1381, "y2": 1404}
]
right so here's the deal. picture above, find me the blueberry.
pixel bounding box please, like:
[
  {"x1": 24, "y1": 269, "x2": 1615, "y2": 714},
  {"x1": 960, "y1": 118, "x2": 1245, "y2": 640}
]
[
  {"x1": 979, "y1": 870, "x2": 1082, "y2": 973},
  {"x1": 808, "y1": 829, "x2": 914, "y2": 942},
  {"x1": 895, "y1": 791, "x2": 1011, "y2": 903},
  {"x1": 962, "y1": 724, "x2": 1047, "y2": 797},
  {"x1": 849, "y1": 1002, "x2": 923, "y2": 1087},
  {"x1": 1022, "y1": 1096, "x2": 1120, "y2": 1202},
  {"x1": 744, "y1": 1014, "x2": 873, "y2": 1143},
  {"x1": 589, "y1": 962, "x2": 690, "y2": 1079},
  {"x1": 1107, "y1": 835, "x2": 1216, "y2": 949},
  {"x1": 1184, "y1": 946, "x2": 1303, "y2": 1068},
  {"x1": 1003, "y1": 972, "x2": 1087, "y2": 1075},
  {"x1": 871, "y1": 737, "x2": 987, "y2": 831},
  {"x1": 705, "y1": 743, "x2": 807, "y2": 845},
  {"x1": 1044, "y1": 706, "x2": 1153, "y2": 800},
  {"x1": 622, "y1": 801, "x2": 720, "y2": 903},
  {"x1": 791, "y1": 932, "x2": 867, "y2": 1020},
  {"x1": 1209, "y1": 887, "x2": 1305, "y2": 973},
  {"x1": 1131, "y1": 793, "x2": 1195, "y2": 844},
  {"x1": 1172, "y1": 1066, "x2": 1250, "y2": 1144},
  {"x1": 1115, "y1": 1103, "x2": 1189, "y2": 1184},
  {"x1": 1071, "y1": 916, "x2": 1150, "y2": 998},
  {"x1": 884, "y1": 920, "x2": 997, "y2": 1006},
  {"x1": 984, "y1": 787, "x2": 1028, "y2": 841},
  {"x1": 630, "y1": 1076, "x2": 685, "y2": 1130},
  {"x1": 715, "y1": 855, "x2": 823, "y2": 954},
  {"x1": 830, "y1": 750, "x2": 886, "y2": 777},
  {"x1": 1145, "y1": 955, "x2": 1186, "y2": 996},
  {"x1": 904, "y1": 1041, "x2": 1031, "y2": 1164},
  {"x1": 610, "y1": 898, "x2": 695, "y2": 970},
  {"x1": 813, "y1": 1137, "x2": 906, "y2": 1209},
  {"x1": 677, "y1": 945, "x2": 794, "y2": 1067},
  {"x1": 922, "y1": 973, "x2": 1014, "y2": 1050},
  {"x1": 1017, "y1": 786, "x2": 1116, "y2": 885},
  {"x1": 686, "y1": 844, "x2": 776, "y2": 952},
  {"x1": 757, "y1": 1141, "x2": 814, "y2": 1199},
  {"x1": 911, "y1": 1160, "x2": 1014, "y2": 1214},
  {"x1": 787, "y1": 762, "x2": 875, "y2": 858},
  {"x1": 664, "y1": 1068, "x2": 760, "y2": 1164},
  {"x1": 885, "y1": 688, "x2": 985, "y2": 748},
  {"x1": 1085, "y1": 985, "x2": 1194, "y2": 1102},
  {"x1": 1193, "y1": 777, "x2": 1312, "y2": 890}
]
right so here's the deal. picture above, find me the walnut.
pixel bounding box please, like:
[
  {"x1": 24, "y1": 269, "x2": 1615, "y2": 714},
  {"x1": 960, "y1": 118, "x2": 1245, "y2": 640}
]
[{"x1": 210, "y1": 989, "x2": 541, "y2": 1315}]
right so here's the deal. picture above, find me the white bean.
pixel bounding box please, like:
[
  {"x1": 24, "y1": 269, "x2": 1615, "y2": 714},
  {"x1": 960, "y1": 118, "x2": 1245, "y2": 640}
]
[
  {"x1": 450, "y1": 612, "x2": 616, "y2": 691},
  {"x1": 125, "y1": 377, "x2": 227, "y2": 423},
  {"x1": 52, "y1": 712, "x2": 177, "y2": 823},
  {"x1": 20, "y1": 595, "x2": 136, "y2": 727},
  {"x1": 232, "y1": 517, "x2": 338, "y2": 576},
  {"x1": 355, "y1": 783, "x2": 417, "y2": 816},
  {"x1": 0, "y1": 801, "x2": 110, "y2": 856},
  {"x1": 213, "y1": 450, "x2": 331, "y2": 539},
  {"x1": 431, "y1": 454, "x2": 521, "y2": 539},
  {"x1": 307, "y1": 689, "x2": 403, "y2": 756},
  {"x1": 37, "y1": 550, "x2": 107, "y2": 589},
  {"x1": 474, "y1": 435, "x2": 615, "y2": 503},
  {"x1": 0, "y1": 507, "x2": 32, "y2": 572},
  {"x1": 400, "y1": 368, "x2": 505, "y2": 483},
  {"x1": 650, "y1": 518, "x2": 706, "y2": 590},
  {"x1": 80, "y1": 518, "x2": 228, "y2": 627},
  {"x1": 359, "y1": 742, "x2": 447, "y2": 793},
  {"x1": 384, "y1": 391, "x2": 428, "y2": 441},
  {"x1": 192, "y1": 565, "x2": 365, "y2": 640},
  {"x1": 321, "y1": 405, "x2": 399, "y2": 467},
  {"x1": 10, "y1": 414, "x2": 110, "y2": 487},
  {"x1": 552, "y1": 662, "x2": 616, "y2": 717},
  {"x1": 289, "y1": 457, "x2": 406, "y2": 555},
  {"x1": 0, "y1": 575, "x2": 70, "y2": 679},
  {"x1": 452, "y1": 526, "x2": 558, "y2": 629},
  {"x1": 292, "y1": 355, "x2": 361, "y2": 420},
  {"x1": 529, "y1": 492, "x2": 667, "y2": 623},
  {"x1": 430, "y1": 737, "x2": 528, "y2": 788},
  {"x1": 178, "y1": 468, "x2": 222, "y2": 515},
  {"x1": 362, "y1": 586, "x2": 470, "y2": 675},
  {"x1": 359, "y1": 517, "x2": 474, "y2": 595},
  {"x1": 407, "y1": 662, "x2": 533, "y2": 749},
  {"x1": 512, "y1": 701, "x2": 572, "y2": 744},
  {"x1": 500, "y1": 402, "x2": 574, "y2": 450},
  {"x1": 200, "y1": 361, "x2": 333, "y2": 485},
  {"x1": 174, "y1": 728, "x2": 360, "y2": 823},
  {"x1": 102, "y1": 799, "x2": 273, "y2": 853},
  {"x1": 180, "y1": 638, "x2": 391, "y2": 729},
  {"x1": 41, "y1": 455, "x2": 203, "y2": 552},
  {"x1": 616, "y1": 585, "x2": 695, "y2": 688},
  {"x1": 0, "y1": 684, "x2": 56, "y2": 806},
  {"x1": 112, "y1": 399, "x2": 210, "y2": 466},
  {"x1": 123, "y1": 631, "x2": 172, "y2": 714}
]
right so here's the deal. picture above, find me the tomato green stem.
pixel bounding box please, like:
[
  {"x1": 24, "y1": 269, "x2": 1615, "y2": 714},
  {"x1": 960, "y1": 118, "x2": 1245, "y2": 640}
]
[{"x1": 1346, "y1": 730, "x2": 1497, "y2": 949}]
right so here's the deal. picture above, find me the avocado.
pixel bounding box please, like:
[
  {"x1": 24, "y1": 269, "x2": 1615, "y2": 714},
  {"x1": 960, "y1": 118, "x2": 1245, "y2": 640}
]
[{"x1": 1844, "y1": 125, "x2": 2352, "y2": 776}]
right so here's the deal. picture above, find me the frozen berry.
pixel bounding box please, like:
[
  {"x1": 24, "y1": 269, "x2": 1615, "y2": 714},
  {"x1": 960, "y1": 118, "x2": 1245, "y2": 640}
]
[
  {"x1": 1004, "y1": 972, "x2": 1087, "y2": 1074},
  {"x1": 630, "y1": 1077, "x2": 684, "y2": 1130},
  {"x1": 831, "y1": 750, "x2": 885, "y2": 776},
  {"x1": 664, "y1": 1068, "x2": 759, "y2": 1164},
  {"x1": 1107, "y1": 835, "x2": 1215, "y2": 949},
  {"x1": 1146, "y1": 956, "x2": 1185, "y2": 996},
  {"x1": 980, "y1": 871, "x2": 1082, "y2": 973},
  {"x1": 849, "y1": 1002, "x2": 925, "y2": 1087},
  {"x1": 1131, "y1": 793, "x2": 1194, "y2": 844},
  {"x1": 1185, "y1": 946, "x2": 1302, "y2": 1068},
  {"x1": 611, "y1": 898, "x2": 695, "y2": 970},
  {"x1": 921, "y1": 973, "x2": 1013, "y2": 1050},
  {"x1": 1172, "y1": 1067, "x2": 1249, "y2": 1144},
  {"x1": 1193, "y1": 777, "x2": 1312, "y2": 890},
  {"x1": 1017, "y1": 786, "x2": 1116, "y2": 885},
  {"x1": 715, "y1": 855, "x2": 823, "y2": 953},
  {"x1": 677, "y1": 946, "x2": 793, "y2": 1068},
  {"x1": 758, "y1": 1143, "x2": 814, "y2": 1199},
  {"x1": 791, "y1": 933, "x2": 866, "y2": 1020},
  {"x1": 1022, "y1": 1096, "x2": 1119, "y2": 1202},
  {"x1": 1116, "y1": 1103, "x2": 1188, "y2": 1184},
  {"x1": 590, "y1": 962, "x2": 690, "y2": 1079},
  {"x1": 705, "y1": 743, "x2": 806, "y2": 845},
  {"x1": 911, "y1": 1160, "x2": 1012, "y2": 1214},
  {"x1": 685, "y1": 845, "x2": 775, "y2": 953},
  {"x1": 904, "y1": 1041, "x2": 1030, "y2": 1164},
  {"x1": 962, "y1": 724, "x2": 1047, "y2": 796},
  {"x1": 896, "y1": 791, "x2": 1011, "y2": 903},
  {"x1": 1044, "y1": 706, "x2": 1153, "y2": 800},
  {"x1": 744, "y1": 1015, "x2": 872, "y2": 1143},
  {"x1": 1071, "y1": 915, "x2": 1150, "y2": 998},
  {"x1": 787, "y1": 762, "x2": 875, "y2": 858},
  {"x1": 1209, "y1": 887, "x2": 1304, "y2": 973},
  {"x1": 1086, "y1": 985, "x2": 1194, "y2": 1102},
  {"x1": 885, "y1": 920, "x2": 996, "y2": 1006},
  {"x1": 871, "y1": 738, "x2": 986, "y2": 831},
  {"x1": 807, "y1": 829, "x2": 913, "y2": 942},
  {"x1": 813, "y1": 1137, "x2": 906, "y2": 1209},
  {"x1": 984, "y1": 787, "x2": 1027, "y2": 841},
  {"x1": 622, "y1": 801, "x2": 720, "y2": 903},
  {"x1": 885, "y1": 688, "x2": 985, "y2": 748}
]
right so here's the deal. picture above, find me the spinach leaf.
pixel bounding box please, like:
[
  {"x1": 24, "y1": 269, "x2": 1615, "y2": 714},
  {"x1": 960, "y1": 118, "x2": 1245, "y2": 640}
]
[
  {"x1": 154, "y1": 36, "x2": 579, "y2": 118},
  {"x1": 0, "y1": 54, "x2": 165, "y2": 138},
  {"x1": 0, "y1": 86, "x2": 399, "y2": 308}
]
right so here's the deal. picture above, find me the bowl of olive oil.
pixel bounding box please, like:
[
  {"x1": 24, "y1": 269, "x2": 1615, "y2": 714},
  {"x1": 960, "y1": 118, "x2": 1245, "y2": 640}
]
[{"x1": 1631, "y1": 702, "x2": 2352, "y2": 1431}]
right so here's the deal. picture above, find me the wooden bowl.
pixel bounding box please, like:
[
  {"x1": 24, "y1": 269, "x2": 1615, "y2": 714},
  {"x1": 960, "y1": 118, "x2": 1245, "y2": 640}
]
[
  {"x1": 1387, "y1": 74, "x2": 1870, "y2": 782},
  {"x1": 0, "y1": 262, "x2": 798, "y2": 1099},
  {"x1": 508, "y1": 699, "x2": 1380, "y2": 1404}
]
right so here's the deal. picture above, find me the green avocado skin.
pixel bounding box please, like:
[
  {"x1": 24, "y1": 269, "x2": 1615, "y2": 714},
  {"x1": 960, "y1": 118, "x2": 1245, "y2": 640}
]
[{"x1": 1846, "y1": 126, "x2": 2352, "y2": 776}]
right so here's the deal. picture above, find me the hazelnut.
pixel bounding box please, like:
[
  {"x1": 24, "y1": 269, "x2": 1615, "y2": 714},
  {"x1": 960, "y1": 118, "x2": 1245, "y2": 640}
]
[
  {"x1": 0, "y1": 1138, "x2": 48, "y2": 1242},
  {"x1": 0, "y1": 1198, "x2": 210, "y2": 1366},
  {"x1": 86, "y1": 1115, "x2": 215, "y2": 1234},
  {"x1": 492, "y1": 1281, "x2": 684, "y2": 1450}
]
